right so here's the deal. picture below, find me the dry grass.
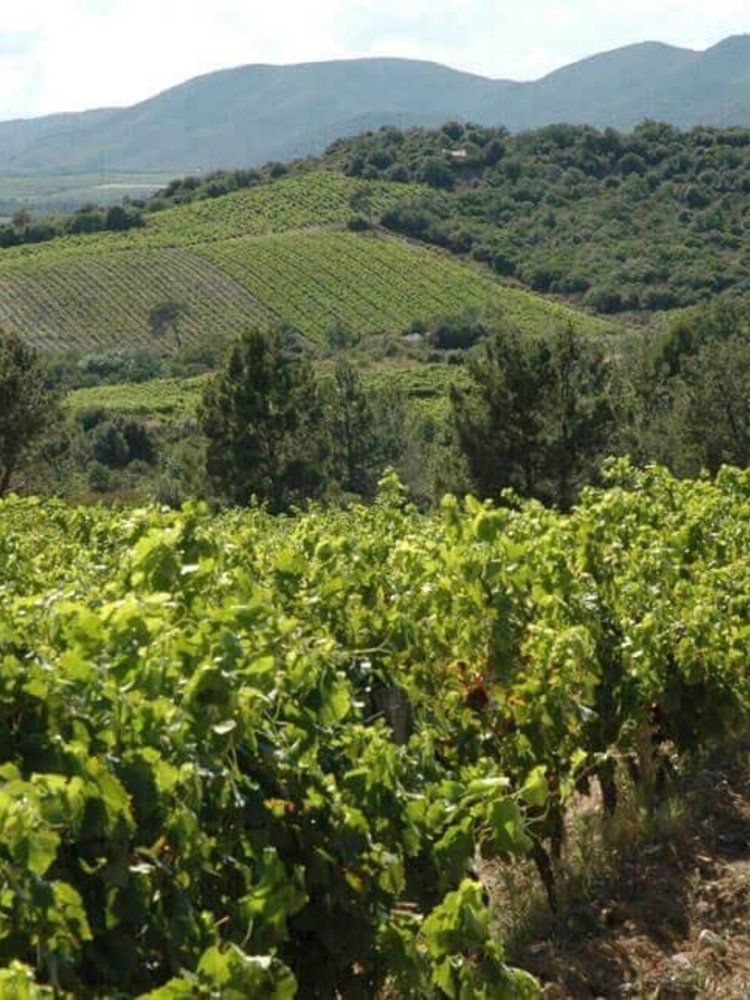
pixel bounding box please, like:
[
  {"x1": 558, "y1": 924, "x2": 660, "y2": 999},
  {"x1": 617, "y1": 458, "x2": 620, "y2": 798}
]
[{"x1": 485, "y1": 749, "x2": 750, "y2": 997}]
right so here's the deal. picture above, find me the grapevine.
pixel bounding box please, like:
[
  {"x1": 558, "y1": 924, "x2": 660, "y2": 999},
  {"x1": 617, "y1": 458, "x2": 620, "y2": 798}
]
[{"x1": 2, "y1": 463, "x2": 750, "y2": 993}]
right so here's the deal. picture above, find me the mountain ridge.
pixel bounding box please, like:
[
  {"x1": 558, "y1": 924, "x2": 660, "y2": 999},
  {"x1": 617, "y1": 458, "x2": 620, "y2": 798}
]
[{"x1": 2, "y1": 36, "x2": 750, "y2": 181}]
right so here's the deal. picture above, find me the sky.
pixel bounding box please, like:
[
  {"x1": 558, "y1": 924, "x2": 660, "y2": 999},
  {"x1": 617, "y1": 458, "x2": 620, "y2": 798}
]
[{"x1": 3, "y1": 0, "x2": 750, "y2": 121}]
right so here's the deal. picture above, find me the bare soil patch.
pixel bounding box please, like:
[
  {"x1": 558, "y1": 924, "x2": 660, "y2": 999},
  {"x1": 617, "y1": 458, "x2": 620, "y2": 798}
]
[{"x1": 492, "y1": 757, "x2": 750, "y2": 997}]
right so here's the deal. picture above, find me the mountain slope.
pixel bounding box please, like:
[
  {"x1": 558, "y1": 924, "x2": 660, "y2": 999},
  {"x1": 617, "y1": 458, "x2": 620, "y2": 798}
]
[
  {"x1": 0, "y1": 60, "x2": 498, "y2": 176},
  {"x1": 3, "y1": 37, "x2": 750, "y2": 181},
  {"x1": 0, "y1": 171, "x2": 611, "y2": 353}
]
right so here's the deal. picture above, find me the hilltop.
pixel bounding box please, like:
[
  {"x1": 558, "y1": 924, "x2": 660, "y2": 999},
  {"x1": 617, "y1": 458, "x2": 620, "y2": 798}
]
[{"x1": 3, "y1": 36, "x2": 750, "y2": 208}]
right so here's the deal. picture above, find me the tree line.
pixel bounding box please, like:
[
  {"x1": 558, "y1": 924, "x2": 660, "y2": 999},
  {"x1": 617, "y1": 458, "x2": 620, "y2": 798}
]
[
  {"x1": 2, "y1": 301, "x2": 750, "y2": 509},
  {"x1": 0, "y1": 203, "x2": 144, "y2": 249}
]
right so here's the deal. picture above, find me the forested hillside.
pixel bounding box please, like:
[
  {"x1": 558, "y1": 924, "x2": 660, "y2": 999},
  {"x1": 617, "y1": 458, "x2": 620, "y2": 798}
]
[{"x1": 324, "y1": 119, "x2": 750, "y2": 313}]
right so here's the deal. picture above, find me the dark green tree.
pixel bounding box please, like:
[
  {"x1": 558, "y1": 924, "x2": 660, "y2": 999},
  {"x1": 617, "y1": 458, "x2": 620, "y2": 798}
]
[
  {"x1": 547, "y1": 324, "x2": 615, "y2": 508},
  {"x1": 420, "y1": 156, "x2": 454, "y2": 190},
  {"x1": 149, "y1": 300, "x2": 190, "y2": 350},
  {"x1": 326, "y1": 361, "x2": 405, "y2": 497},
  {"x1": 613, "y1": 301, "x2": 750, "y2": 477},
  {"x1": 199, "y1": 326, "x2": 327, "y2": 510},
  {"x1": 0, "y1": 330, "x2": 61, "y2": 494},
  {"x1": 450, "y1": 324, "x2": 555, "y2": 500},
  {"x1": 451, "y1": 323, "x2": 614, "y2": 506},
  {"x1": 683, "y1": 335, "x2": 750, "y2": 473},
  {"x1": 348, "y1": 187, "x2": 376, "y2": 224}
]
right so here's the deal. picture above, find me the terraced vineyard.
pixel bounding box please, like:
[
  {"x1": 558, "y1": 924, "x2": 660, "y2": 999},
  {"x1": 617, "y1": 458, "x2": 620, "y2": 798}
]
[
  {"x1": 0, "y1": 170, "x2": 619, "y2": 352},
  {"x1": 144, "y1": 172, "x2": 405, "y2": 247}
]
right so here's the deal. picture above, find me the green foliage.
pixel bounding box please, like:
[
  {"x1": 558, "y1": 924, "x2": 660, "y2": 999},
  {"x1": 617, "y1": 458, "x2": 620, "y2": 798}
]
[
  {"x1": 4, "y1": 464, "x2": 750, "y2": 991},
  {"x1": 68, "y1": 375, "x2": 209, "y2": 418},
  {"x1": 200, "y1": 326, "x2": 327, "y2": 510},
  {"x1": 329, "y1": 121, "x2": 750, "y2": 312},
  {"x1": 0, "y1": 331, "x2": 61, "y2": 494},
  {"x1": 0, "y1": 201, "x2": 143, "y2": 251},
  {"x1": 325, "y1": 360, "x2": 407, "y2": 497},
  {"x1": 451, "y1": 324, "x2": 554, "y2": 500},
  {"x1": 614, "y1": 299, "x2": 750, "y2": 476},
  {"x1": 451, "y1": 323, "x2": 615, "y2": 506},
  {"x1": 681, "y1": 335, "x2": 750, "y2": 471},
  {"x1": 90, "y1": 416, "x2": 157, "y2": 470}
]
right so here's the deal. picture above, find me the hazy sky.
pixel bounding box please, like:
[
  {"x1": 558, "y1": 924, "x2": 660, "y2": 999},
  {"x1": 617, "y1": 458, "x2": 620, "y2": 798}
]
[{"x1": 3, "y1": 0, "x2": 750, "y2": 121}]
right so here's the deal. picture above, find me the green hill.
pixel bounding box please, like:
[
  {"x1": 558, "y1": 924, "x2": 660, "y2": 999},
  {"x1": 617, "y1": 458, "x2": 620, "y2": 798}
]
[
  {"x1": 0, "y1": 171, "x2": 613, "y2": 353},
  {"x1": 326, "y1": 121, "x2": 750, "y2": 314}
]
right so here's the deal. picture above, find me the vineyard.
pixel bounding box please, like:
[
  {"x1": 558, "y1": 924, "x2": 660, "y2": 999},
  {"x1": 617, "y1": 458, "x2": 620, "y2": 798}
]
[
  {"x1": 0, "y1": 174, "x2": 407, "y2": 261},
  {"x1": 0, "y1": 249, "x2": 270, "y2": 353},
  {"x1": 2, "y1": 463, "x2": 750, "y2": 995},
  {"x1": 0, "y1": 170, "x2": 617, "y2": 353},
  {"x1": 66, "y1": 365, "x2": 468, "y2": 427},
  {"x1": 196, "y1": 230, "x2": 612, "y2": 343},
  {"x1": 143, "y1": 173, "x2": 407, "y2": 247}
]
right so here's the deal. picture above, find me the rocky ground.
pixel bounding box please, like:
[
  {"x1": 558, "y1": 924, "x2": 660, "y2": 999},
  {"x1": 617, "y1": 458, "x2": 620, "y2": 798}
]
[{"x1": 493, "y1": 757, "x2": 750, "y2": 998}]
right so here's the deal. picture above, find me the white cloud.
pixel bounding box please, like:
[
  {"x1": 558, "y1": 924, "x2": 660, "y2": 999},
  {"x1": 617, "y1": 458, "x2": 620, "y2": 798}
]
[{"x1": 1, "y1": 0, "x2": 750, "y2": 119}]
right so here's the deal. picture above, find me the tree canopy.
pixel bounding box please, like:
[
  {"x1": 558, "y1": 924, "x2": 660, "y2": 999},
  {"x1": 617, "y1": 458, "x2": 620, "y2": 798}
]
[
  {"x1": 450, "y1": 323, "x2": 614, "y2": 507},
  {"x1": 0, "y1": 330, "x2": 61, "y2": 494},
  {"x1": 199, "y1": 326, "x2": 327, "y2": 511}
]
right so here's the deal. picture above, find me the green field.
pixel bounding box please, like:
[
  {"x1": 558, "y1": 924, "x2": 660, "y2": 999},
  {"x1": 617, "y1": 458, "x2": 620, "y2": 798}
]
[
  {"x1": 67, "y1": 364, "x2": 470, "y2": 426},
  {"x1": 0, "y1": 171, "x2": 618, "y2": 353},
  {"x1": 67, "y1": 373, "x2": 210, "y2": 417},
  {"x1": 0, "y1": 172, "x2": 172, "y2": 216}
]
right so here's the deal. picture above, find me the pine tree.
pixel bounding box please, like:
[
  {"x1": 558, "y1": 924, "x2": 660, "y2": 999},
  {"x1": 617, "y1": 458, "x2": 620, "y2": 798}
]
[
  {"x1": 450, "y1": 324, "x2": 554, "y2": 500},
  {"x1": 450, "y1": 323, "x2": 614, "y2": 506},
  {"x1": 199, "y1": 326, "x2": 327, "y2": 510},
  {"x1": 0, "y1": 330, "x2": 61, "y2": 494},
  {"x1": 326, "y1": 360, "x2": 405, "y2": 497}
]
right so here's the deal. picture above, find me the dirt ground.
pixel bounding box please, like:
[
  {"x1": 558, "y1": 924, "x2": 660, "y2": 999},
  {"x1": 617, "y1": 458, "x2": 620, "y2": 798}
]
[{"x1": 493, "y1": 759, "x2": 750, "y2": 998}]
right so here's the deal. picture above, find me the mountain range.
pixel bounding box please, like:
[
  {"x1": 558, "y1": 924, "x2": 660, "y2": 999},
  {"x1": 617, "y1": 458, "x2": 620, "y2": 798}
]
[{"x1": 2, "y1": 35, "x2": 750, "y2": 179}]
